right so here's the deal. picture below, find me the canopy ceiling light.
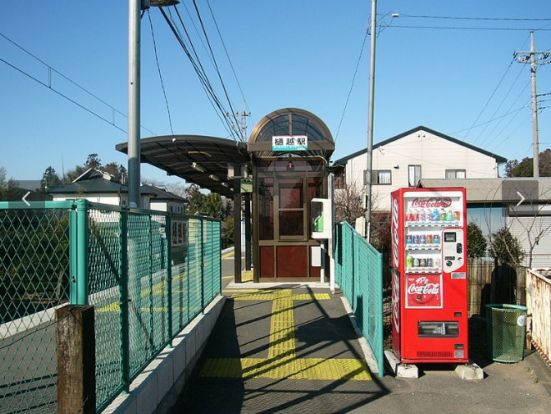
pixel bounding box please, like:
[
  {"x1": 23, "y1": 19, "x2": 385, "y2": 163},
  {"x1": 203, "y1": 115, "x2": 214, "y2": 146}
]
[{"x1": 191, "y1": 162, "x2": 205, "y2": 173}]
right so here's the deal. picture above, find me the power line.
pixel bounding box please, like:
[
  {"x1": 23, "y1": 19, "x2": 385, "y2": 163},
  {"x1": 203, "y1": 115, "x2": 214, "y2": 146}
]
[
  {"x1": 147, "y1": 10, "x2": 175, "y2": 137},
  {"x1": 0, "y1": 56, "x2": 126, "y2": 133},
  {"x1": 387, "y1": 24, "x2": 551, "y2": 32},
  {"x1": 168, "y1": 5, "x2": 242, "y2": 140},
  {"x1": 473, "y1": 65, "x2": 526, "y2": 146},
  {"x1": 334, "y1": 18, "x2": 369, "y2": 143},
  {"x1": 395, "y1": 14, "x2": 551, "y2": 22},
  {"x1": 189, "y1": 0, "x2": 244, "y2": 140},
  {"x1": 0, "y1": 31, "x2": 156, "y2": 135},
  {"x1": 451, "y1": 104, "x2": 529, "y2": 135},
  {"x1": 462, "y1": 59, "x2": 514, "y2": 141},
  {"x1": 158, "y1": 6, "x2": 239, "y2": 140},
  {"x1": 205, "y1": 0, "x2": 249, "y2": 114}
]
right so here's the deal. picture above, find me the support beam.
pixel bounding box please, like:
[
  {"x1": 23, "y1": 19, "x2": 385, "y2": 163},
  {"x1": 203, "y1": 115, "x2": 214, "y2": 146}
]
[
  {"x1": 244, "y1": 192, "x2": 252, "y2": 271},
  {"x1": 233, "y1": 166, "x2": 242, "y2": 283}
]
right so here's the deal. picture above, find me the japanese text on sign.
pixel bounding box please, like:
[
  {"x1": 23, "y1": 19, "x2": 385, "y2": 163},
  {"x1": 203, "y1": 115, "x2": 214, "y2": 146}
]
[{"x1": 272, "y1": 135, "x2": 308, "y2": 151}]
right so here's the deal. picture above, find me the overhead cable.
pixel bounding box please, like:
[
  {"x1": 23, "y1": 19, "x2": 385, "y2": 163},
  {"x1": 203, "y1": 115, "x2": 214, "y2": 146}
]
[
  {"x1": 0, "y1": 31, "x2": 156, "y2": 135},
  {"x1": 158, "y1": 6, "x2": 239, "y2": 140},
  {"x1": 147, "y1": 10, "x2": 175, "y2": 137},
  {"x1": 190, "y1": 0, "x2": 244, "y2": 140},
  {"x1": 0, "y1": 56, "x2": 126, "y2": 133},
  {"x1": 205, "y1": 0, "x2": 249, "y2": 113}
]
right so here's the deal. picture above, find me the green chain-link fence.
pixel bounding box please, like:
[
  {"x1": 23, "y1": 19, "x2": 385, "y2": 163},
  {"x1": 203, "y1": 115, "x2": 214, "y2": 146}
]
[
  {"x1": 0, "y1": 200, "x2": 222, "y2": 413},
  {"x1": 334, "y1": 221, "x2": 384, "y2": 377}
]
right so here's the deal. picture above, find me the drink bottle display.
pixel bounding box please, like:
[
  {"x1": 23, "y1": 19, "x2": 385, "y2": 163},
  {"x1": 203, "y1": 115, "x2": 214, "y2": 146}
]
[{"x1": 391, "y1": 187, "x2": 468, "y2": 364}]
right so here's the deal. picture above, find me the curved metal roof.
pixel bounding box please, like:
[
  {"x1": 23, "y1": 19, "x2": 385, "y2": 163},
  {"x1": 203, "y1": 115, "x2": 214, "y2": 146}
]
[
  {"x1": 248, "y1": 108, "x2": 334, "y2": 159},
  {"x1": 116, "y1": 135, "x2": 249, "y2": 197}
]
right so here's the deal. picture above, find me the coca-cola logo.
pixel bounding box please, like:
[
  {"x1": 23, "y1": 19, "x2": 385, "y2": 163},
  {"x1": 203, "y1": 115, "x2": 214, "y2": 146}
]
[
  {"x1": 391, "y1": 197, "x2": 399, "y2": 268},
  {"x1": 411, "y1": 197, "x2": 452, "y2": 208},
  {"x1": 406, "y1": 275, "x2": 442, "y2": 307}
]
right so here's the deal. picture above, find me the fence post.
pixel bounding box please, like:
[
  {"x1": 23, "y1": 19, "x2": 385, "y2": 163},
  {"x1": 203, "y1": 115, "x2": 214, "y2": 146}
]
[
  {"x1": 56, "y1": 305, "x2": 95, "y2": 414},
  {"x1": 166, "y1": 215, "x2": 173, "y2": 340},
  {"x1": 69, "y1": 200, "x2": 89, "y2": 305},
  {"x1": 219, "y1": 220, "x2": 222, "y2": 295},
  {"x1": 119, "y1": 209, "x2": 130, "y2": 392},
  {"x1": 200, "y1": 219, "x2": 205, "y2": 311}
]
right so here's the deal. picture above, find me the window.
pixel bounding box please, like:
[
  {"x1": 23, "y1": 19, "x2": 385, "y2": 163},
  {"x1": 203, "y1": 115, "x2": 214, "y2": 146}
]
[
  {"x1": 172, "y1": 220, "x2": 185, "y2": 246},
  {"x1": 446, "y1": 169, "x2": 466, "y2": 179},
  {"x1": 364, "y1": 170, "x2": 392, "y2": 185},
  {"x1": 408, "y1": 165, "x2": 422, "y2": 187}
]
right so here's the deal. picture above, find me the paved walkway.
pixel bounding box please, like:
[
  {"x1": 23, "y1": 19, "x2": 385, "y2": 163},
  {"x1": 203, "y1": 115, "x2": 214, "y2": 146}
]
[
  {"x1": 168, "y1": 287, "x2": 385, "y2": 413},
  {"x1": 167, "y1": 285, "x2": 551, "y2": 414}
]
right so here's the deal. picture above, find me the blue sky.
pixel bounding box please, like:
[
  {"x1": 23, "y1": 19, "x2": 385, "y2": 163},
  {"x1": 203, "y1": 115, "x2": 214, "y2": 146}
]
[{"x1": 1, "y1": 0, "x2": 550, "y2": 183}]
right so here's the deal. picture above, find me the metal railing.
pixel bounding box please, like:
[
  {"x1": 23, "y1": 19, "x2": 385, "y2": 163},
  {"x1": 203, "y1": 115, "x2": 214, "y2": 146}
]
[
  {"x1": 334, "y1": 221, "x2": 384, "y2": 377},
  {"x1": 0, "y1": 200, "x2": 222, "y2": 413},
  {"x1": 526, "y1": 268, "x2": 551, "y2": 364}
]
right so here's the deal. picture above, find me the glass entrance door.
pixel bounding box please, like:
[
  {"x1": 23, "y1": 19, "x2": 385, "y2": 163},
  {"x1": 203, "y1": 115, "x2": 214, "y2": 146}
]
[{"x1": 256, "y1": 170, "x2": 324, "y2": 279}]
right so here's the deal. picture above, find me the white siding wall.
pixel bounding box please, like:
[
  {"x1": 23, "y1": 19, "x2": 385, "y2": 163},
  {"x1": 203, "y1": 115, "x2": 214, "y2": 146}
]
[
  {"x1": 52, "y1": 194, "x2": 121, "y2": 206},
  {"x1": 344, "y1": 129, "x2": 500, "y2": 210},
  {"x1": 508, "y1": 216, "x2": 551, "y2": 268}
]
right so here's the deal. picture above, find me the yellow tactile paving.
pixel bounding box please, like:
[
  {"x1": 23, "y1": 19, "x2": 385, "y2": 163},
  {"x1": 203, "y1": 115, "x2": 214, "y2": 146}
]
[
  {"x1": 200, "y1": 357, "x2": 371, "y2": 381},
  {"x1": 268, "y1": 290, "x2": 296, "y2": 359},
  {"x1": 201, "y1": 288, "x2": 372, "y2": 381}
]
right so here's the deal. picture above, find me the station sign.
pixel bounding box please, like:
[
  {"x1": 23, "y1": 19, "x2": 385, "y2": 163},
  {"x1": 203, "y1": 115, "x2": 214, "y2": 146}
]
[{"x1": 272, "y1": 135, "x2": 308, "y2": 151}]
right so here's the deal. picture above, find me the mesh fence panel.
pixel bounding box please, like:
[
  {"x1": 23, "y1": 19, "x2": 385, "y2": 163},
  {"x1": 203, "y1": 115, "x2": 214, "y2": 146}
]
[
  {"x1": 334, "y1": 221, "x2": 384, "y2": 377},
  {"x1": 187, "y1": 219, "x2": 203, "y2": 319},
  {"x1": 87, "y1": 207, "x2": 124, "y2": 411},
  {"x1": 0, "y1": 206, "x2": 70, "y2": 414},
  {"x1": 0, "y1": 203, "x2": 221, "y2": 413}
]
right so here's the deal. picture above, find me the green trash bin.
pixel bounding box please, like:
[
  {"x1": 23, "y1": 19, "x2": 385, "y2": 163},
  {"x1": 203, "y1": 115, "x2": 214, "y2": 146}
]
[{"x1": 486, "y1": 304, "x2": 528, "y2": 363}]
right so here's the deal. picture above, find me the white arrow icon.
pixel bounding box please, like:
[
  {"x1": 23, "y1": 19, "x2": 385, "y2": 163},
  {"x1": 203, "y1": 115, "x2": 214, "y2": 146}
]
[
  {"x1": 516, "y1": 191, "x2": 525, "y2": 207},
  {"x1": 22, "y1": 191, "x2": 31, "y2": 207}
]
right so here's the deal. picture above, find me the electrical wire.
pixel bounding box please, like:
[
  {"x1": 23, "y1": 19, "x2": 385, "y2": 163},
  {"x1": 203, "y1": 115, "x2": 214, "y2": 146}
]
[
  {"x1": 334, "y1": 18, "x2": 369, "y2": 143},
  {"x1": 167, "y1": 5, "x2": 241, "y2": 140},
  {"x1": 158, "y1": 6, "x2": 239, "y2": 140},
  {"x1": 451, "y1": 104, "x2": 529, "y2": 135},
  {"x1": 147, "y1": 10, "x2": 175, "y2": 137},
  {"x1": 387, "y1": 25, "x2": 551, "y2": 32},
  {"x1": 473, "y1": 65, "x2": 526, "y2": 146},
  {"x1": 0, "y1": 56, "x2": 126, "y2": 133},
  {"x1": 0, "y1": 31, "x2": 156, "y2": 136},
  {"x1": 206, "y1": 0, "x2": 249, "y2": 114},
  {"x1": 461, "y1": 59, "x2": 515, "y2": 141},
  {"x1": 190, "y1": 0, "x2": 244, "y2": 140},
  {"x1": 394, "y1": 14, "x2": 551, "y2": 22}
]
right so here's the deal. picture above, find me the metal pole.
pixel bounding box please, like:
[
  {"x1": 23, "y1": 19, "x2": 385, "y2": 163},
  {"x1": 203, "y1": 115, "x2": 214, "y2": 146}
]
[
  {"x1": 365, "y1": 0, "x2": 378, "y2": 241},
  {"x1": 128, "y1": 0, "x2": 141, "y2": 208},
  {"x1": 530, "y1": 31, "x2": 540, "y2": 178},
  {"x1": 233, "y1": 166, "x2": 242, "y2": 283}
]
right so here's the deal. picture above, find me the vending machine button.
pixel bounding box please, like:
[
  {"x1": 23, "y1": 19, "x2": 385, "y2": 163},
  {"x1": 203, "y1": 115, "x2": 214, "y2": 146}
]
[{"x1": 446, "y1": 260, "x2": 453, "y2": 267}]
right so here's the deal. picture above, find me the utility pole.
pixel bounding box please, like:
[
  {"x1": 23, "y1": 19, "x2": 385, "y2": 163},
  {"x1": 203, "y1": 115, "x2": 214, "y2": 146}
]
[
  {"x1": 514, "y1": 31, "x2": 551, "y2": 178},
  {"x1": 365, "y1": 0, "x2": 377, "y2": 240},
  {"x1": 128, "y1": 0, "x2": 141, "y2": 208}
]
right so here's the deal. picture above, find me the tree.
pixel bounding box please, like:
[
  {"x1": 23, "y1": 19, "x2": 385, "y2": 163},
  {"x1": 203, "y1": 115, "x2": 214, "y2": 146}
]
[
  {"x1": 185, "y1": 184, "x2": 206, "y2": 215},
  {"x1": 85, "y1": 153, "x2": 102, "y2": 169},
  {"x1": 490, "y1": 227, "x2": 524, "y2": 266},
  {"x1": 506, "y1": 148, "x2": 551, "y2": 177},
  {"x1": 467, "y1": 222, "x2": 487, "y2": 258},
  {"x1": 334, "y1": 182, "x2": 364, "y2": 224},
  {"x1": 0, "y1": 167, "x2": 7, "y2": 200},
  {"x1": 40, "y1": 166, "x2": 62, "y2": 190},
  {"x1": 103, "y1": 162, "x2": 127, "y2": 183}
]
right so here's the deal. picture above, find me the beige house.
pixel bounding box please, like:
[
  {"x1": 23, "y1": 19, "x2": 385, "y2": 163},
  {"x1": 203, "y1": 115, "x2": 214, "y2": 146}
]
[{"x1": 333, "y1": 126, "x2": 507, "y2": 211}]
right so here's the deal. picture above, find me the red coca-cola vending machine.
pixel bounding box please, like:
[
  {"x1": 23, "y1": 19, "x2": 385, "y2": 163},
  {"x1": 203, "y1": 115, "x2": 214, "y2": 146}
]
[{"x1": 391, "y1": 187, "x2": 469, "y2": 364}]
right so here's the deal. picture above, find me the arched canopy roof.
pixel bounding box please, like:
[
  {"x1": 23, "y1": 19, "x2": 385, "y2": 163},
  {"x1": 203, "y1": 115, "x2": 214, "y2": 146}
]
[
  {"x1": 116, "y1": 135, "x2": 249, "y2": 197},
  {"x1": 248, "y1": 108, "x2": 334, "y2": 159}
]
